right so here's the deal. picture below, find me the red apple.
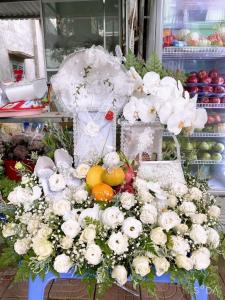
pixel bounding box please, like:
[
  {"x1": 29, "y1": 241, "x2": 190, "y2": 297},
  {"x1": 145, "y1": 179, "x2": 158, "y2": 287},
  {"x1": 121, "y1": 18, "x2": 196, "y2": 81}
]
[
  {"x1": 207, "y1": 115, "x2": 215, "y2": 124},
  {"x1": 187, "y1": 75, "x2": 198, "y2": 83},
  {"x1": 187, "y1": 86, "x2": 199, "y2": 93},
  {"x1": 189, "y1": 71, "x2": 198, "y2": 76},
  {"x1": 199, "y1": 77, "x2": 212, "y2": 84},
  {"x1": 198, "y1": 70, "x2": 208, "y2": 79},
  {"x1": 214, "y1": 114, "x2": 222, "y2": 123},
  {"x1": 220, "y1": 97, "x2": 225, "y2": 103},
  {"x1": 201, "y1": 86, "x2": 213, "y2": 93},
  {"x1": 201, "y1": 96, "x2": 210, "y2": 103},
  {"x1": 210, "y1": 97, "x2": 221, "y2": 103},
  {"x1": 211, "y1": 76, "x2": 224, "y2": 85},
  {"x1": 214, "y1": 86, "x2": 225, "y2": 93},
  {"x1": 209, "y1": 69, "x2": 219, "y2": 79}
]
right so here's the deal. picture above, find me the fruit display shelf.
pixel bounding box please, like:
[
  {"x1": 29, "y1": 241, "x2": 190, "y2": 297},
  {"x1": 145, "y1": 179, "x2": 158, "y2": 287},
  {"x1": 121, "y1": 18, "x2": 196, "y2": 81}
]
[
  {"x1": 188, "y1": 159, "x2": 225, "y2": 165},
  {"x1": 197, "y1": 103, "x2": 225, "y2": 108},
  {"x1": 163, "y1": 131, "x2": 225, "y2": 138},
  {"x1": 163, "y1": 46, "x2": 225, "y2": 59}
]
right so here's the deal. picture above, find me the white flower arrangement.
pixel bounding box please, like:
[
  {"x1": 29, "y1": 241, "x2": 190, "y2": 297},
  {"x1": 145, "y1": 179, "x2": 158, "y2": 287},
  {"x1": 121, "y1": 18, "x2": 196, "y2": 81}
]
[{"x1": 0, "y1": 151, "x2": 223, "y2": 299}]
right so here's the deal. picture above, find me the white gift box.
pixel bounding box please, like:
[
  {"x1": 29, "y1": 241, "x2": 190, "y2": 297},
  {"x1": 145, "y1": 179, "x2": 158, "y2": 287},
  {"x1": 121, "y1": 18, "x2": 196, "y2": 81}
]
[{"x1": 73, "y1": 109, "x2": 116, "y2": 165}]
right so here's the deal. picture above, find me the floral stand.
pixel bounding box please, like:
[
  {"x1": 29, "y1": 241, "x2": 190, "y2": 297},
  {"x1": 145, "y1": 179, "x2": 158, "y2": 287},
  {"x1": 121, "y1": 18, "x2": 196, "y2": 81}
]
[{"x1": 28, "y1": 272, "x2": 207, "y2": 300}]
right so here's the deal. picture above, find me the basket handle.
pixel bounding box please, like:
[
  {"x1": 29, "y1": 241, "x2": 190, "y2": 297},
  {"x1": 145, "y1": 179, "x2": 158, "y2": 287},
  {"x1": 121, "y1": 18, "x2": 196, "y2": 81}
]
[{"x1": 172, "y1": 135, "x2": 181, "y2": 161}]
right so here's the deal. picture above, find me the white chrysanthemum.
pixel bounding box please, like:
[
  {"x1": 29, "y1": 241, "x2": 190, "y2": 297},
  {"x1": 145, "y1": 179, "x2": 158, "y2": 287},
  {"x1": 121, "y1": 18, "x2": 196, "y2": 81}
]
[
  {"x1": 153, "y1": 257, "x2": 170, "y2": 276},
  {"x1": 74, "y1": 189, "x2": 88, "y2": 204},
  {"x1": 167, "y1": 195, "x2": 177, "y2": 208},
  {"x1": 85, "y1": 244, "x2": 102, "y2": 265},
  {"x1": 208, "y1": 205, "x2": 221, "y2": 219},
  {"x1": 61, "y1": 219, "x2": 81, "y2": 238},
  {"x1": 158, "y1": 211, "x2": 181, "y2": 231},
  {"x1": 179, "y1": 201, "x2": 196, "y2": 217},
  {"x1": 122, "y1": 217, "x2": 142, "y2": 239},
  {"x1": 188, "y1": 187, "x2": 202, "y2": 201},
  {"x1": 140, "y1": 203, "x2": 157, "y2": 224},
  {"x1": 171, "y1": 183, "x2": 188, "y2": 197},
  {"x1": 72, "y1": 163, "x2": 90, "y2": 179},
  {"x1": 2, "y1": 223, "x2": 16, "y2": 237},
  {"x1": 60, "y1": 236, "x2": 73, "y2": 250},
  {"x1": 54, "y1": 254, "x2": 73, "y2": 273},
  {"x1": 80, "y1": 224, "x2": 96, "y2": 243},
  {"x1": 206, "y1": 228, "x2": 220, "y2": 249},
  {"x1": 52, "y1": 199, "x2": 71, "y2": 216},
  {"x1": 14, "y1": 238, "x2": 31, "y2": 255},
  {"x1": 101, "y1": 206, "x2": 124, "y2": 229},
  {"x1": 120, "y1": 192, "x2": 135, "y2": 210},
  {"x1": 170, "y1": 236, "x2": 190, "y2": 255},
  {"x1": 191, "y1": 213, "x2": 207, "y2": 224},
  {"x1": 103, "y1": 152, "x2": 120, "y2": 168},
  {"x1": 191, "y1": 248, "x2": 210, "y2": 270},
  {"x1": 190, "y1": 224, "x2": 207, "y2": 244},
  {"x1": 133, "y1": 256, "x2": 150, "y2": 277},
  {"x1": 49, "y1": 173, "x2": 66, "y2": 192},
  {"x1": 108, "y1": 232, "x2": 129, "y2": 255},
  {"x1": 150, "y1": 227, "x2": 167, "y2": 246},
  {"x1": 32, "y1": 239, "x2": 53, "y2": 261},
  {"x1": 176, "y1": 255, "x2": 193, "y2": 271},
  {"x1": 112, "y1": 265, "x2": 128, "y2": 286},
  {"x1": 133, "y1": 177, "x2": 148, "y2": 191},
  {"x1": 175, "y1": 224, "x2": 189, "y2": 235},
  {"x1": 138, "y1": 190, "x2": 154, "y2": 204}
]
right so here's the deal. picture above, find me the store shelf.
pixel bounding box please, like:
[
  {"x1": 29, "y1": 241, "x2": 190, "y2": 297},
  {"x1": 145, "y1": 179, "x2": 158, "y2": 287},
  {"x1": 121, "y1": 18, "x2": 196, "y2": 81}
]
[
  {"x1": 163, "y1": 46, "x2": 225, "y2": 59},
  {"x1": 197, "y1": 103, "x2": 225, "y2": 109},
  {"x1": 188, "y1": 160, "x2": 225, "y2": 165},
  {"x1": 163, "y1": 131, "x2": 225, "y2": 138},
  {"x1": 0, "y1": 112, "x2": 73, "y2": 123}
]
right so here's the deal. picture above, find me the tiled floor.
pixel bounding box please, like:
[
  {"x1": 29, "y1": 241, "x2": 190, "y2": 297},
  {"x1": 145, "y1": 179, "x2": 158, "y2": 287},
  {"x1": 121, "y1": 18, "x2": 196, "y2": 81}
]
[{"x1": 0, "y1": 266, "x2": 224, "y2": 300}]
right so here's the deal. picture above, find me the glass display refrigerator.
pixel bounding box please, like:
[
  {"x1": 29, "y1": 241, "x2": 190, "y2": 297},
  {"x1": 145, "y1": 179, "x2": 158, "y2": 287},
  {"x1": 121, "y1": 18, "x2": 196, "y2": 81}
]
[{"x1": 160, "y1": 0, "x2": 225, "y2": 194}]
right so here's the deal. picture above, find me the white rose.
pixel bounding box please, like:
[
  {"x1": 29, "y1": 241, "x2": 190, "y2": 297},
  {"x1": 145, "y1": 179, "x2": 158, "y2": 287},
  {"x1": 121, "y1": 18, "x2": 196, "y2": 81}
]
[
  {"x1": 73, "y1": 164, "x2": 90, "y2": 179},
  {"x1": 122, "y1": 217, "x2": 142, "y2": 239},
  {"x1": 153, "y1": 257, "x2": 170, "y2": 276},
  {"x1": 176, "y1": 255, "x2": 193, "y2": 271},
  {"x1": 31, "y1": 185, "x2": 42, "y2": 201},
  {"x1": 36, "y1": 224, "x2": 52, "y2": 239},
  {"x1": 188, "y1": 187, "x2": 202, "y2": 201},
  {"x1": 191, "y1": 213, "x2": 207, "y2": 224},
  {"x1": 14, "y1": 238, "x2": 31, "y2": 255},
  {"x1": 103, "y1": 152, "x2": 120, "y2": 168},
  {"x1": 138, "y1": 190, "x2": 154, "y2": 204},
  {"x1": 27, "y1": 217, "x2": 40, "y2": 234},
  {"x1": 63, "y1": 209, "x2": 82, "y2": 222},
  {"x1": 54, "y1": 254, "x2": 73, "y2": 273},
  {"x1": 190, "y1": 224, "x2": 207, "y2": 244},
  {"x1": 208, "y1": 205, "x2": 220, "y2": 219},
  {"x1": 169, "y1": 236, "x2": 190, "y2": 255},
  {"x1": 207, "y1": 228, "x2": 220, "y2": 249},
  {"x1": 150, "y1": 227, "x2": 167, "y2": 246},
  {"x1": 2, "y1": 223, "x2": 16, "y2": 237},
  {"x1": 80, "y1": 224, "x2": 96, "y2": 243},
  {"x1": 120, "y1": 192, "x2": 135, "y2": 210},
  {"x1": 158, "y1": 211, "x2": 181, "y2": 231},
  {"x1": 140, "y1": 204, "x2": 157, "y2": 224},
  {"x1": 85, "y1": 244, "x2": 102, "y2": 265},
  {"x1": 101, "y1": 207, "x2": 124, "y2": 229},
  {"x1": 108, "y1": 232, "x2": 129, "y2": 255},
  {"x1": 32, "y1": 239, "x2": 53, "y2": 260},
  {"x1": 171, "y1": 183, "x2": 188, "y2": 197},
  {"x1": 133, "y1": 256, "x2": 150, "y2": 277},
  {"x1": 8, "y1": 186, "x2": 31, "y2": 206},
  {"x1": 60, "y1": 236, "x2": 73, "y2": 249},
  {"x1": 112, "y1": 265, "x2": 127, "y2": 286},
  {"x1": 49, "y1": 173, "x2": 66, "y2": 192},
  {"x1": 74, "y1": 189, "x2": 88, "y2": 204},
  {"x1": 53, "y1": 199, "x2": 71, "y2": 216},
  {"x1": 167, "y1": 195, "x2": 177, "y2": 208},
  {"x1": 175, "y1": 224, "x2": 189, "y2": 235},
  {"x1": 61, "y1": 219, "x2": 81, "y2": 238},
  {"x1": 179, "y1": 201, "x2": 196, "y2": 217},
  {"x1": 191, "y1": 248, "x2": 210, "y2": 270}
]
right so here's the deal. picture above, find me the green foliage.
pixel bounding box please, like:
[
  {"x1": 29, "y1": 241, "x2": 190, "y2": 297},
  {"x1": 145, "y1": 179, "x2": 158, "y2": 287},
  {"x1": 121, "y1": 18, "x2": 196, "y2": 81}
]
[
  {"x1": 42, "y1": 123, "x2": 73, "y2": 158},
  {"x1": 95, "y1": 264, "x2": 113, "y2": 300},
  {"x1": 82, "y1": 277, "x2": 96, "y2": 300},
  {"x1": 0, "y1": 246, "x2": 19, "y2": 268},
  {"x1": 140, "y1": 271, "x2": 155, "y2": 297},
  {"x1": 125, "y1": 49, "x2": 146, "y2": 77},
  {"x1": 0, "y1": 178, "x2": 18, "y2": 200}
]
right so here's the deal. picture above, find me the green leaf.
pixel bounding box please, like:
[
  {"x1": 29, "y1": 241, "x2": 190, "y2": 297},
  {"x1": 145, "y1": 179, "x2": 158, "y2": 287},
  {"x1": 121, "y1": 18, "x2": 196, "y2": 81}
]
[
  {"x1": 82, "y1": 277, "x2": 97, "y2": 300},
  {"x1": 95, "y1": 239, "x2": 112, "y2": 256},
  {"x1": 0, "y1": 246, "x2": 19, "y2": 268}
]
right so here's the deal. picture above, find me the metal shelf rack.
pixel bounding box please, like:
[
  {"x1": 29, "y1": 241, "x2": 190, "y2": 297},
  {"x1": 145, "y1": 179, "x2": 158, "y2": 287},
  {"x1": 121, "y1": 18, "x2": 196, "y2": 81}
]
[{"x1": 163, "y1": 46, "x2": 225, "y2": 59}]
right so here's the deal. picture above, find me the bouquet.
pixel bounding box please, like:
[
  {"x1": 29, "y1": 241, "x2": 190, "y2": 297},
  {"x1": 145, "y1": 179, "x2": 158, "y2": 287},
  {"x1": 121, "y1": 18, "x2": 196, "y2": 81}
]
[{"x1": 0, "y1": 150, "x2": 224, "y2": 299}]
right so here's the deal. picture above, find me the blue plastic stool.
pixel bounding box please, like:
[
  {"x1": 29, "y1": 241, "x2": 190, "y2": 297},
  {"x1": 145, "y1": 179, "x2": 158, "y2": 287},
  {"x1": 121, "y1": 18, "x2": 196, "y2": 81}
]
[{"x1": 28, "y1": 272, "x2": 208, "y2": 300}]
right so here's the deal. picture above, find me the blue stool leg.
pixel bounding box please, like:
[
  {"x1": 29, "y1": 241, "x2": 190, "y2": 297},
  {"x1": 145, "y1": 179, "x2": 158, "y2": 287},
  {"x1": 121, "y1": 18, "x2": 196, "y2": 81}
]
[
  {"x1": 28, "y1": 272, "x2": 57, "y2": 300},
  {"x1": 192, "y1": 281, "x2": 208, "y2": 300}
]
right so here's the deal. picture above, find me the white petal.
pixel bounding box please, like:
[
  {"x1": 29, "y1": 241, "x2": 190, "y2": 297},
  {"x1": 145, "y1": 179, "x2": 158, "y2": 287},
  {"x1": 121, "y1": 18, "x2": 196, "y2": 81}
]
[
  {"x1": 160, "y1": 76, "x2": 177, "y2": 87},
  {"x1": 192, "y1": 108, "x2": 207, "y2": 129},
  {"x1": 158, "y1": 103, "x2": 173, "y2": 124}
]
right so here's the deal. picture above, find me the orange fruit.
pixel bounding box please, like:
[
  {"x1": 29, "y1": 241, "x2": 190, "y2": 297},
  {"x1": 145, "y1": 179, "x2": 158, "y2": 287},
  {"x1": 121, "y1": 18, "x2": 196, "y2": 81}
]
[
  {"x1": 102, "y1": 167, "x2": 125, "y2": 186},
  {"x1": 86, "y1": 165, "x2": 105, "y2": 189},
  {"x1": 92, "y1": 183, "x2": 114, "y2": 202}
]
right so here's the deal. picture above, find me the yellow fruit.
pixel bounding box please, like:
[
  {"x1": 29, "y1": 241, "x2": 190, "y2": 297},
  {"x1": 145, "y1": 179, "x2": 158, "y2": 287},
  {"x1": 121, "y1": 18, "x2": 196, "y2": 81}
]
[
  {"x1": 86, "y1": 165, "x2": 105, "y2": 189},
  {"x1": 102, "y1": 167, "x2": 125, "y2": 186},
  {"x1": 92, "y1": 183, "x2": 114, "y2": 202}
]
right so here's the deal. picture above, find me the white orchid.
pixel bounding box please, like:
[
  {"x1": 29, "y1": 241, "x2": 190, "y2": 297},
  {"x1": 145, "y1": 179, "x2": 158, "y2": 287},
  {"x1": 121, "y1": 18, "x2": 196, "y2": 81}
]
[
  {"x1": 128, "y1": 67, "x2": 143, "y2": 92},
  {"x1": 143, "y1": 71, "x2": 160, "y2": 94}
]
